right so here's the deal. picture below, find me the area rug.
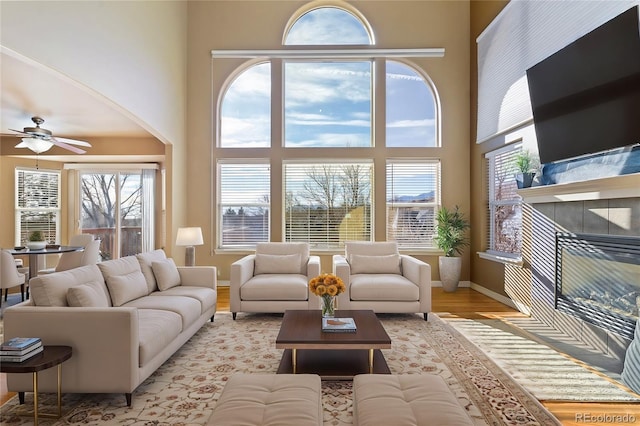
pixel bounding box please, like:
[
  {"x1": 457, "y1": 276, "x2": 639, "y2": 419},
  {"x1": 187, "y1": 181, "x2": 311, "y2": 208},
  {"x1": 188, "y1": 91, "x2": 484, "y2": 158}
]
[
  {"x1": 446, "y1": 318, "x2": 640, "y2": 402},
  {"x1": 0, "y1": 312, "x2": 559, "y2": 425}
]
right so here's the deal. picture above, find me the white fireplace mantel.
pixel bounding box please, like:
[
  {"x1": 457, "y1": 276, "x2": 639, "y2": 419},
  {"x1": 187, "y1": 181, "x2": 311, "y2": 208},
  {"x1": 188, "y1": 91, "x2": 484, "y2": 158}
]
[{"x1": 517, "y1": 173, "x2": 640, "y2": 203}]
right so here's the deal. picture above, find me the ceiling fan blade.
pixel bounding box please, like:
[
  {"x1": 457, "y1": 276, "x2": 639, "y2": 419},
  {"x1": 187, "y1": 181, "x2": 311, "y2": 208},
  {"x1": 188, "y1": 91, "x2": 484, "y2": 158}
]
[
  {"x1": 50, "y1": 138, "x2": 87, "y2": 154},
  {"x1": 8, "y1": 128, "x2": 30, "y2": 136},
  {"x1": 51, "y1": 136, "x2": 91, "y2": 147}
]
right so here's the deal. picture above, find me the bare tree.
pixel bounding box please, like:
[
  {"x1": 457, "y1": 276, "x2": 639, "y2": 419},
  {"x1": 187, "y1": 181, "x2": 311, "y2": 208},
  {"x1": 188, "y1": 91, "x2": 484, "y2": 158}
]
[
  {"x1": 340, "y1": 164, "x2": 370, "y2": 209},
  {"x1": 302, "y1": 165, "x2": 339, "y2": 208},
  {"x1": 81, "y1": 174, "x2": 141, "y2": 228}
]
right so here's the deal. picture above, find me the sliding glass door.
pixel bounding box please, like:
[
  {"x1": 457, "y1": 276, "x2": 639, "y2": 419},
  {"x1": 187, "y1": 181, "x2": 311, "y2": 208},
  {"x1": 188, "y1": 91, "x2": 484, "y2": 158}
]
[{"x1": 79, "y1": 169, "x2": 154, "y2": 260}]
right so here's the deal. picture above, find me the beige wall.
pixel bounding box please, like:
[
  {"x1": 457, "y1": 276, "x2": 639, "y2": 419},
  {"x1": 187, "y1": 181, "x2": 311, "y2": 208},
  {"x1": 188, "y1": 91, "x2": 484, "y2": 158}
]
[
  {"x1": 469, "y1": 0, "x2": 509, "y2": 296},
  {"x1": 187, "y1": 1, "x2": 472, "y2": 280}
]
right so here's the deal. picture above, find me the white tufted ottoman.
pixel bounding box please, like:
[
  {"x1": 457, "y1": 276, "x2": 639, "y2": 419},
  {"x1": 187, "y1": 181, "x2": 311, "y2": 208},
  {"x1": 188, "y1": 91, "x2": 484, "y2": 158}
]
[
  {"x1": 207, "y1": 373, "x2": 323, "y2": 426},
  {"x1": 353, "y1": 374, "x2": 474, "y2": 426}
]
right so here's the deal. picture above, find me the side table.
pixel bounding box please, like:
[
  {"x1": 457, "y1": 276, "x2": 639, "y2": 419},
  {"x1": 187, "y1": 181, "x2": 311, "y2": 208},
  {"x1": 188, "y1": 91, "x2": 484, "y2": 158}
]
[{"x1": 0, "y1": 345, "x2": 72, "y2": 425}]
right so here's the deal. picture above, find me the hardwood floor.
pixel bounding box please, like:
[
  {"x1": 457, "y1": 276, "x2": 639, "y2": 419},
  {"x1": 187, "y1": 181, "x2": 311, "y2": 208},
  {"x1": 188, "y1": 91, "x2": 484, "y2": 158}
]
[{"x1": 2, "y1": 287, "x2": 638, "y2": 425}]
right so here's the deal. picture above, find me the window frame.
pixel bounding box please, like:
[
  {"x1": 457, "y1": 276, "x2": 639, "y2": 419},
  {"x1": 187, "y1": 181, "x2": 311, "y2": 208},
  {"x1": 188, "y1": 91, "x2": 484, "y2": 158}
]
[
  {"x1": 15, "y1": 168, "x2": 61, "y2": 246},
  {"x1": 483, "y1": 143, "x2": 524, "y2": 263}
]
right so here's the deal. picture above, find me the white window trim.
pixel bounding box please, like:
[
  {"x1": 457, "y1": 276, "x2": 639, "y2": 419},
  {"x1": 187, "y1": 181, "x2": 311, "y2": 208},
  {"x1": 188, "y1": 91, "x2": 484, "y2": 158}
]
[{"x1": 212, "y1": 48, "x2": 444, "y2": 59}]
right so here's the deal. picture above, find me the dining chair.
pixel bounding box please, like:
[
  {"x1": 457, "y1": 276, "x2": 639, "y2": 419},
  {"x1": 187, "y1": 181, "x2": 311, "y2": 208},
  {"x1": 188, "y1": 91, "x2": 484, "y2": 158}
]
[
  {"x1": 38, "y1": 234, "x2": 96, "y2": 275},
  {"x1": 1, "y1": 249, "x2": 28, "y2": 307}
]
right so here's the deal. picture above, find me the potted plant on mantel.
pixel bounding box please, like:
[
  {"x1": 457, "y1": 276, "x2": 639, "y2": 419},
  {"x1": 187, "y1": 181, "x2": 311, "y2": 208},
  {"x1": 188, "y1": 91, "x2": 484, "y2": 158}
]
[
  {"x1": 27, "y1": 230, "x2": 47, "y2": 250},
  {"x1": 513, "y1": 149, "x2": 540, "y2": 189},
  {"x1": 435, "y1": 205, "x2": 470, "y2": 292}
]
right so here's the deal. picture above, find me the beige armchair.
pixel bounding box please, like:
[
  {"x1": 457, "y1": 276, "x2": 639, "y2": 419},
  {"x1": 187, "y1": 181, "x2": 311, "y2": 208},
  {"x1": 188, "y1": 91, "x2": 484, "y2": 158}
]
[
  {"x1": 230, "y1": 242, "x2": 321, "y2": 319},
  {"x1": 333, "y1": 242, "x2": 431, "y2": 320},
  {"x1": 1, "y1": 249, "x2": 28, "y2": 307}
]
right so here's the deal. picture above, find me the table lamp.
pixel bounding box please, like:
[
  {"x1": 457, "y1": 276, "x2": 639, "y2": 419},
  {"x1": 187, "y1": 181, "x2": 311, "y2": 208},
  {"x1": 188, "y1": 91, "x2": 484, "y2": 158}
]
[{"x1": 176, "y1": 227, "x2": 203, "y2": 266}]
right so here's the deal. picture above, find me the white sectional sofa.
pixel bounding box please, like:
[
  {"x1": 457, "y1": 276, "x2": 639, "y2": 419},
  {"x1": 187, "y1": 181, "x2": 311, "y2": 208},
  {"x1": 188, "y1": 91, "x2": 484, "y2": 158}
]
[{"x1": 3, "y1": 249, "x2": 217, "y2": 406}]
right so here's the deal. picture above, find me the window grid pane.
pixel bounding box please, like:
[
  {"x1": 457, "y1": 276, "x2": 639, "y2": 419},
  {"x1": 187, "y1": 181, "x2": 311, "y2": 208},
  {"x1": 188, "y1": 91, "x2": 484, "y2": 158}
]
[
  {"x1": 487, "y1": 147, "x2": 523, "y2": 255},
  {"x1": 15, "y1": 169, "x2": 60, "y2": 245},
  {"x1": 386, "y1": 161, "x2": 440, "y2": 249},
  {"x1": 219, "y1": 163, "x2": 270, "y2": 247},
  {"x1": 284, "y1": 162, "x2": 372, "y2": 249},
  {"x1": 284, "y1": 61, "x2": 372, "y2": 148}
]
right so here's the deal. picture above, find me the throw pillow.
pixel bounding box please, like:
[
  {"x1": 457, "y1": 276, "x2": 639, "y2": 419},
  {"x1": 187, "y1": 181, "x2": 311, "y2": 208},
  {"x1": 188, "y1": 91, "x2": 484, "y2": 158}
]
[
  {"x1": 136, "y1": 249, "x2": 168, "y2": 293},
  {"x1": 67, "y1": 282, "x2": 110, "y2": 307},
  {"x1": 349, "y1": 254, "x2": 401, "y2": 274},
  {"x1": 152, "y1": 258, "x2": 181, "y2": 291},
  {"x1": 105, "y1": 271, "x2": 148, "y2": 306},
  {"x1": 254, "y1": 253, "x2": 301, "y2": 275}
]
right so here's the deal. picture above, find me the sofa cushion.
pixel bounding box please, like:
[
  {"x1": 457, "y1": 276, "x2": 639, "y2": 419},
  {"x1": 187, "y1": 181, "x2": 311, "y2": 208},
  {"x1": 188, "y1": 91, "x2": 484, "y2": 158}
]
[
  {"x1": 66, "y1": 282, "x2": 110, "y2": 307},
  {"x1": 350, "y1": 274, "x2": 419, "y2": 301},
  {"x1": 254, "y1": 253, "x2": 301, "y2": 275},
  {"x1": 98, "y1": 256, "x2": 148, "y2": 306},
  {"x1": 255, "y1": 242, "x2": 309, "y2": 275},
  {"x1": 29, "y1": 264, "x2": 108, "y2": 307},
  {"x1": 207, "y1": 374, "x2": 322, "y2": 426},
  {"x1": 152, "y1": 258, "x2": 181, "y2": 291},
  {"x1": 349, "y1": 254, "x2": 401, "y2": 275},
  {"x1": 241, "y1": 274, "x2": 308, "y2": 301},
  {"x1": 353, "y1": 374, "x2": 474, "y2": 426},
  {"x1": 150, "y1": 286, "x2": 217, "y2": 315},
  {"x1": 136, "y1": 249, "x2": 167, "y2": 293},
  {"x1": 124, "y1": 295, "x2": 201, "y2": 330},
  {"x1": 346, "y1": 241, "x2": 398, "y2": 259},
  {"x1": 137, "y1": 309, "x2": 182, "y2": 367}
]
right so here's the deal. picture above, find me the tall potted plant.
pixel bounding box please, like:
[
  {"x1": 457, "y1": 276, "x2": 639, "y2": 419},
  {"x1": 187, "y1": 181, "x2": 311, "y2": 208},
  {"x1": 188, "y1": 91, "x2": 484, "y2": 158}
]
[
  {"x1": 513, "y1": 150, "x2": 539, "y2": 189},
  {"x1": 435, "y1": 205, "x2": 470, "y2": 292}
]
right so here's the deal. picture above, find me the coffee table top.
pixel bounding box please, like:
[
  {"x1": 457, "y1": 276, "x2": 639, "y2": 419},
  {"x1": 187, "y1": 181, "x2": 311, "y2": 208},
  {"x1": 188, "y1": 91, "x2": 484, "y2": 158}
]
[{"x1": 276, "y1": 310, "x2": 391, "y2": 350}]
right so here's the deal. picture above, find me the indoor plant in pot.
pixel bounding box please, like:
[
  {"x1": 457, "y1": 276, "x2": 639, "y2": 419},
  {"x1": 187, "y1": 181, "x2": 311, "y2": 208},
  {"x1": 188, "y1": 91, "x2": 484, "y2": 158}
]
[
  {"x1": 435, "y1": 205, "x2": 470, "y2": 292},
  {"x1": 513, "y1": 149, "x2": 540, "y2": 189},
  {"x1": 27, "y1": 230, "x2": 47, "y2": 250}
]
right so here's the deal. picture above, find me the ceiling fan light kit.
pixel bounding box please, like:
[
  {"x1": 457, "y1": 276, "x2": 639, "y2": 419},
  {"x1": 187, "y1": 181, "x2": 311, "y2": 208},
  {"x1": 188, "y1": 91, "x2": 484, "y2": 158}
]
[{"x1": 8, "y1": 116, "x2": 91, "y2": 154}]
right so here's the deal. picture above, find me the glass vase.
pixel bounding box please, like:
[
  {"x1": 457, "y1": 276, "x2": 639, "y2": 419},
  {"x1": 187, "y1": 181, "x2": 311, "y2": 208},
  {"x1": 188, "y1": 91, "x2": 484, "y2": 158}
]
[{"x1": 321, "y1": 294, "x2": 336, "y2": 317}]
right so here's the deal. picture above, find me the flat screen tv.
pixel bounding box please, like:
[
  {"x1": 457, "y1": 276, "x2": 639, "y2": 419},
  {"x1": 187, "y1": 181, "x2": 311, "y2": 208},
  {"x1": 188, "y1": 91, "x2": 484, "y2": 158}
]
[{"x1": 526, "y1": 6, "x2": 640, "y2": 164}]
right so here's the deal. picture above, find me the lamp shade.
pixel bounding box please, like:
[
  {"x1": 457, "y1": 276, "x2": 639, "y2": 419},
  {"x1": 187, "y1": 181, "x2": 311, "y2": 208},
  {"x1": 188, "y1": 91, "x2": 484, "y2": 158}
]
[{"x1": 176, "y1": 227, "x2": 204, "y2": 246}]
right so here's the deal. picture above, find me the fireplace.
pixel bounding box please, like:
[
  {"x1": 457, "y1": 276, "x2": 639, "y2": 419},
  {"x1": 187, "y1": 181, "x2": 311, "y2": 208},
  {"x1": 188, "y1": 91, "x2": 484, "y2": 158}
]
[{"x1": 555, "y1": 233, "x2": 640, "y2": 340}]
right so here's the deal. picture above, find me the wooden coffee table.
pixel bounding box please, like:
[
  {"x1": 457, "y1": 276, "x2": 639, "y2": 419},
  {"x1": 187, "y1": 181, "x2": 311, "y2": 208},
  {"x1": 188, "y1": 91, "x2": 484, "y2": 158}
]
[{"x1": 275, "y1": 309, "x2": 391, "y2": 380}]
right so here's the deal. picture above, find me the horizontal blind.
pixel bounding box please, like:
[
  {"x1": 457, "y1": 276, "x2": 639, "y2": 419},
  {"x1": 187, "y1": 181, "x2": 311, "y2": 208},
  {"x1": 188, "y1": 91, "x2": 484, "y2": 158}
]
[
  {"x1": 386, "y1": 160, "x2": 440, "y2": 249},
  {"x1": 486, "y1": 146, "x2": 522, "y2": 255},
  {"x1": 476, "y1": 0, "x2": 639, "y2": 143},
  {"x1": 284, "y1": 161, "x2": 372, "y2": 248},
  {"x1": 218, "y1": 162, "x2": 270, "y2": 247},
  {"x1": 15, "y1": 169, "x2": 60, "y2": 244}
]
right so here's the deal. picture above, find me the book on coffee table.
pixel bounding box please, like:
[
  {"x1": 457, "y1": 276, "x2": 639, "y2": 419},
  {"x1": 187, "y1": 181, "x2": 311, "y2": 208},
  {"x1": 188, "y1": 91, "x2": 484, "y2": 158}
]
[{"x1": 322, "y1": 317, "x2": 357, "y2": 332}]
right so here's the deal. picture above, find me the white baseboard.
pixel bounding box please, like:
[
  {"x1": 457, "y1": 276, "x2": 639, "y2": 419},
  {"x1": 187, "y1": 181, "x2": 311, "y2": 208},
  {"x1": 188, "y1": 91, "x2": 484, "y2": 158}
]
[
  {"x1": 432, "y1": 280, "x2": 471, "y2": 288},
  {"x1": 469, "y1": 282, "x2": 519, "y2": 311},
  {"x1": 218, "y1": 280, "x2": 230, "y2": 287}
]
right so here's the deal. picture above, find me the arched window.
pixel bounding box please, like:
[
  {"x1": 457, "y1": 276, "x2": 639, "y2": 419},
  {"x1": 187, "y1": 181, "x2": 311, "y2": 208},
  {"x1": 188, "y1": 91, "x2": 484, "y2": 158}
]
[{"x1": 215, "y1": 4, "x2": 441, "y2": 250}]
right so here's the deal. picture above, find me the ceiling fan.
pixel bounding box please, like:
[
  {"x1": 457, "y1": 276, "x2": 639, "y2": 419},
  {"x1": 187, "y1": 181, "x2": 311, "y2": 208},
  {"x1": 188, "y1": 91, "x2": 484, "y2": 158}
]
[{"x1": 8, "y1": 116, "x2": 91, "y2": 154}]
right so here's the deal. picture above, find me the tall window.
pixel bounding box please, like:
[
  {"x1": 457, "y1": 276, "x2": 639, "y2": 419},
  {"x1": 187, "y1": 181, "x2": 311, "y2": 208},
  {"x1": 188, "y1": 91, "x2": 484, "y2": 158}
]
[
  {"x1": 486, "y1": 145, "x2": 522, "y2": 257},
  {"x1": 216, "y1": 5, "x2": 441, "y2": 250},
  {"x1": 386, "y1": 161, "x2": 440, "y2": 248},
  {"x1": 15, "y1": 169, "x2": 60, "y2": 245},
  {"x1": 79, "y1": 169, "x2": 155, "y2": 259},
  {"x1": 218, "y1": 162, "x2": 270, "y2": 247},
  {"x1": 284, "y1": 161, "x2": 372, "y2": 247}
]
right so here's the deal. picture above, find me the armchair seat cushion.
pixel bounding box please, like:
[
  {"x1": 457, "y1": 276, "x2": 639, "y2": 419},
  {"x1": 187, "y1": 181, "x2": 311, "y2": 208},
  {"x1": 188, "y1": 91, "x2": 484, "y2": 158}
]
[
  {"x1": 241, "y1": 274, "x2": 309, "y2": 301},
  {"x1": 350, "y1": 274, "x2": 419, "y2": 302}
]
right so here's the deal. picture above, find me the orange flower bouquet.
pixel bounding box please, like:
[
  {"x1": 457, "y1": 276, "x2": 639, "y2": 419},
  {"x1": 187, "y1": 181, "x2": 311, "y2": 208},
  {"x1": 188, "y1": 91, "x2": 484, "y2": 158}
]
[{"x1": 309, "y1": 273, "x2": 345, "y2": 317}]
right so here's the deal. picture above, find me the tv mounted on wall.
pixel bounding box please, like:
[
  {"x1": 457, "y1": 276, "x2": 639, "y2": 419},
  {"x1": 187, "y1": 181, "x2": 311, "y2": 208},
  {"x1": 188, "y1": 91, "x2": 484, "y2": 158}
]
[{"x1": 526, "y1": 5, "x2": 640, "y2": 165}]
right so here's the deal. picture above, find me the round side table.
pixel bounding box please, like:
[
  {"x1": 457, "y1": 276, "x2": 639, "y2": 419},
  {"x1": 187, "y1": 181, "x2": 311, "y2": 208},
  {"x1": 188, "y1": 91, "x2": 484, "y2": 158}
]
[{"x1": 1, "y1": 345, "x2": 72, "y2": 425}]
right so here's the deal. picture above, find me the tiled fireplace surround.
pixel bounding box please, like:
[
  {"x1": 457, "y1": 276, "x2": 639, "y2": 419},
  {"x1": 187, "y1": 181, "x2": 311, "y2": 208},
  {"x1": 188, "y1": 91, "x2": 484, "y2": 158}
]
[{"x1": 513, "y1": 173, "x2": 640, "y2": 364}]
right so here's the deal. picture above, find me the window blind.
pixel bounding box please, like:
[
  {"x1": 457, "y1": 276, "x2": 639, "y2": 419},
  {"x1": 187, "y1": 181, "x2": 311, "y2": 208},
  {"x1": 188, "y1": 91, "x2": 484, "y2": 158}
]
[
  {"x1": 218, "y1": 162, "x2": 271, "y2": 248},
  {"x1": 476, "y1": 0, "x2": 639, "y2": 143},
  {"x1": 386, "y1": 160, "x2": 440, "y2": 249},
  {"x1": 283, "y1": 161, "x2": 372, "y2": 249},
  {"x1": 15, "y1": 169, "x2": 60, "y2": 245}
]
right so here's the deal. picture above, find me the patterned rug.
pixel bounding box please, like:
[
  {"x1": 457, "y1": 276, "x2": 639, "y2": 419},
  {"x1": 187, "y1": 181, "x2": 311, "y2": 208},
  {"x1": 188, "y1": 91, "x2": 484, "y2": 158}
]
[
  {"x1": 446, "y1": 317, "x2": 640, "y2": 402},
  {"x1": 0, "y1": 312, "x2": 559, "y2": 425}
]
